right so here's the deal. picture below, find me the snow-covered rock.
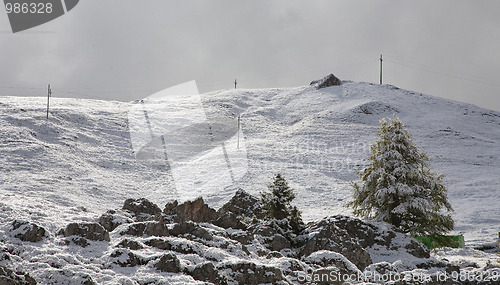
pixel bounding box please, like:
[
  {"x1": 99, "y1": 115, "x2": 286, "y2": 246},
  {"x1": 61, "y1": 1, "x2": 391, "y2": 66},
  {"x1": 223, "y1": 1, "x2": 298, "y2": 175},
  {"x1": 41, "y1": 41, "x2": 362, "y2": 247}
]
[{"x1": 10, "y1": 221, "x2": 48, "y2": 243}]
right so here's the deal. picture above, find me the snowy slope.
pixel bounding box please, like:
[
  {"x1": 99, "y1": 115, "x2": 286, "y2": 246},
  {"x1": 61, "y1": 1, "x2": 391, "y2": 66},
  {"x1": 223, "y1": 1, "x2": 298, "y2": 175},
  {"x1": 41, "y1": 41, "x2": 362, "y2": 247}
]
[{"x1": 1, "y1": 81, "x2": 499, "y2": 248}]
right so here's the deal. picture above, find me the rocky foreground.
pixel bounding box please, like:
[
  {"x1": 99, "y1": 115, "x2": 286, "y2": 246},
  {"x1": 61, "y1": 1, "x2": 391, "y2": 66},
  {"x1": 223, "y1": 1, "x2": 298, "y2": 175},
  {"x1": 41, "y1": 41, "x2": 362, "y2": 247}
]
[{"x1": 1, "y1": 190, "x2": 498, "y2": 284}]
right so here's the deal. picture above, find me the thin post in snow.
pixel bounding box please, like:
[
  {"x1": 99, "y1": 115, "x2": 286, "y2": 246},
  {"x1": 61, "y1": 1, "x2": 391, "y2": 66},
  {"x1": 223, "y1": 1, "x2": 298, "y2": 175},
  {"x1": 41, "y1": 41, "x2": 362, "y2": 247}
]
[
  {"x1": 46, "y1": 84, "x2": 52, "y2": 119},
  {"x1": 379, "y1": 54, "x2": 383, "y2": 85},
  {"x1": 234, "y1": 78, "x2": 237, "y2": 89}
]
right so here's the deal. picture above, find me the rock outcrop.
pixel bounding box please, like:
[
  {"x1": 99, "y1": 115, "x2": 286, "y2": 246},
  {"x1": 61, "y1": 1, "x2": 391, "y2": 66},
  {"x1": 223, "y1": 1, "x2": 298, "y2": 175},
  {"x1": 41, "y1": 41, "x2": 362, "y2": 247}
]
[
  {"x1": 310, "y1": 73, "x2": 342, "y2": 89},
  {"x1": 298, "y1": 218, "x2": 373, "y2": 270},
  {"x1": 163, "y1": 197, "x2": 218, "y2": 223},
  {"x1": 58, "y1": 222, "x2": 110, "y2": 247},
  {"x1": 98, "y1": 209, "x2": 133, "y2": 232},
  {"x1": 10, "y1": 221, "x2": 48, "y2": 243},
  {"x1": 6, "y1": 192, "x2": 466, "y2": 284},
  {"x1": 154, "y1": 253, "x2": 181, "y2": 273},
  {"x1": 0, "y1": 265, "x2": 37, "y2": 285},
  {"x1": 123, "y1": 198, "x2": 162, "y2": 220}
]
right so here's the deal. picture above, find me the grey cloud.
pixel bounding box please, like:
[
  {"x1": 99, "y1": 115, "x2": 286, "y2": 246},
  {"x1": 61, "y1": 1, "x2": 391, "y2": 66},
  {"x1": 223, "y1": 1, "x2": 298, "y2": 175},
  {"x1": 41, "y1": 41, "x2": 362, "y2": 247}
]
[{"x1": 0, "y1": 0, "x2": 499, "y2": 111}]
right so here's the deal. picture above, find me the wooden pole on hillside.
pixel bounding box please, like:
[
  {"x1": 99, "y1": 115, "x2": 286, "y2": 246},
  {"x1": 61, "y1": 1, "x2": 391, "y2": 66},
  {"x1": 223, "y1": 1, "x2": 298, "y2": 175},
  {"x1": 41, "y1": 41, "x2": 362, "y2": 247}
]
[
  {"x1": 379, "y1": 54, "x2": 383, "y2": 85},
  {"x1": 46, "y1": 84, "x2": 52, "y2": 119},
  {"x1": 234, "y1": 78, "x2": 237, "y2": 89}
]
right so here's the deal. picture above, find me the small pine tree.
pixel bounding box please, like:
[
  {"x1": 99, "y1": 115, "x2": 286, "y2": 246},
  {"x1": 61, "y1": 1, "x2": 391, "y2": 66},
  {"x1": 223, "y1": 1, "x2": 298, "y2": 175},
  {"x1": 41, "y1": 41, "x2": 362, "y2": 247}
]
[
  {"x1": 348, "y1": 116, "x2": 454, "y2": 236},
  {"x1": 261, "y1": 174, "x2": 304, "y2": 238}
]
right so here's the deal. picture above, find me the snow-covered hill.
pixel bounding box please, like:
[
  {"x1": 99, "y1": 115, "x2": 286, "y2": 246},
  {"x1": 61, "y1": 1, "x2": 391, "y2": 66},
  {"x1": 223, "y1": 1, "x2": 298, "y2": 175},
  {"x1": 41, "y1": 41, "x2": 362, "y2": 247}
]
[{"x1": 1, "y1": 80, "x2": 499, "y2": 248}]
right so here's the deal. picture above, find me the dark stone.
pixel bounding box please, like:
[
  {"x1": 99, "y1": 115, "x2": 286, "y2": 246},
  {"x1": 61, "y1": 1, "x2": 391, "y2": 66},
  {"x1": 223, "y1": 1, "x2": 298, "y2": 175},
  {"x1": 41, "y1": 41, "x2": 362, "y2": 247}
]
[
  {"x1": 98, "y1": 209, "x2": 133, "y2": 232},
  {"x1": 217, "y1": 189, "x2": 265, "y2": 221},
  {"x1": 329, "y1": 215, "x2": 430, "y2": 259},
  {"x1": 224, "y1": 261, "x2": 283, "y2": 285},
  {"x1": 154, "y1": 253, "x2": 181, "y2": 273},
  {"x1": 116, "y1": 239, "x2": 144, "y2": 250},
  {"x1": 163, "y1": 200, "x2": 178, "y2": 213},
  {"x1": 247, "y1": 223, "x2": 293, "y2": 251},
  {"x1": 405, "y1": 240, "x2": 431, "y2": 259},
  {"x1": 266, "y1": 251, "x2": 283, "y2": 259},
  {"x1": 70, "y1": 237, "x2": 90, "y2": 247},
  {"x1": 170, "y1": 221, "x2": 213, "y2": 241},
  {"x1": 0, "y1": 265, "x2": 37, "y2": 285},
  {"x1": 59, "y1": 222, "x2": 110, "y2": 242},
  {"x1": 227, "y1": 230, "x2": 254, "y2": 245},
  {"x1": 110, "y1": 249, "x2": 144, "y2": 267},
  {"x1": 305, "y1": 251, "x2": 361, "y2": 276},
  {"x1": 416, "y1": 260, "x2": 460, "y2": 274},
  {"x1": 248, "y1": 223, "x2": 278, "y2": 238},
  {"x1": 364, "y1": 262, "x2": 398, "y2": 276},
  {"x1": 312, "y1": 267, "x2": 355, "y2": 285},
  {"x1": 310, "y1": 73, "x2": 342, "y2": 89},
  {"x1": 214, "y1": 212, "x2": 247, "y2": 230},
  {"x1": 144, "y1": 238, "x2": 171, "y2": 250},
  {"x1": 119, "y1": 222, "x2": 169, "y2": 237},
  {"x1": 307, "y1": 251, "x2": 363, "y2": 284},
  {"x1": 11, "y1": 221, "x2": 48, "y2": 243},
  {"x1": 164, "y1": 197, "x2": 218, "y2": 223},
  {"x1": 298, "y1": 218, "x2": 372, "y2": 270},
  {"x1": 190, "y1": 262, "x2": 226, "y2": 285},
  {"x1": 145, "y1": 238, "x2": 196, "y2": 255},
  {"x1": 270, "y1": 234, "x2": 291, "y2": 252},
  {"x1": 123, "y1": 198, "x2": 161, "y2": 221}
]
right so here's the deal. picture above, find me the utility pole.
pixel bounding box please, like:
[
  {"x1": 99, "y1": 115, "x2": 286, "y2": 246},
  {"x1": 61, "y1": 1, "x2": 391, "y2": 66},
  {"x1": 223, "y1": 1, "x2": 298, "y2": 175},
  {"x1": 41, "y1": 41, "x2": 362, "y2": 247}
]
[
  {"x1": 234, "y1": 78, "x2": 237, "y2": 89},
  {"x1": 379, "y1": 54, "x2": 383, "y2": 85},
  {"x1": 46, "y1": 84, "x2": 52, "y2": 119}
]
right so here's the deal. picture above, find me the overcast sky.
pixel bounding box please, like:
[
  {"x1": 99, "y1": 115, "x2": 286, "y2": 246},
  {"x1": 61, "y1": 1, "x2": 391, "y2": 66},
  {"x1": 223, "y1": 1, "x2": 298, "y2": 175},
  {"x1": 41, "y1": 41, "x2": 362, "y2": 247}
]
[{"x1": 1, "y1": 0, "x2": 499, "y2": 111}]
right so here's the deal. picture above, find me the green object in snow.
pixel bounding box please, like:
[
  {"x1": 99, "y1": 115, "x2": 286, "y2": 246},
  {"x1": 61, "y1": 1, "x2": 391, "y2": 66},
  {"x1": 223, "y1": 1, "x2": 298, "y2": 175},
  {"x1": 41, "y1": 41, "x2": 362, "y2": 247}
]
[{"x1": 415, "y1": 235, "x2": 465, "y2": 249}]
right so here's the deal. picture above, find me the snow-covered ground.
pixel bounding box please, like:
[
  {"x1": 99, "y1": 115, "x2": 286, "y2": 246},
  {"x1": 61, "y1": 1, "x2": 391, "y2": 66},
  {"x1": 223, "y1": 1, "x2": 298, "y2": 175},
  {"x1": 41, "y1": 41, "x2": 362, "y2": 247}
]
[{"x1": 1, "y1": 80, "x2": 499, "y2": 280}]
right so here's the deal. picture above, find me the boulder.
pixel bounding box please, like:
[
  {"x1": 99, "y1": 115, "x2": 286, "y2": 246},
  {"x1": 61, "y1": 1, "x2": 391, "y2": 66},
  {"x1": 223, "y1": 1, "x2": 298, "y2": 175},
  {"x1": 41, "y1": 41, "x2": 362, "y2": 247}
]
[
  {"x1": 116, "y1": 239, "x2": 144, "y2": 250},
  {"x1": 59, "y1": 222, "x2": 110, "y2": 242},
  {"x1": 170, "y1": 221, "x2": 213, "y2": 241},
  {"x1": 163, "y1": 197, "x2": 218, "y2": 223},
  {"x1": 189, "y1": 262, "x2": 226, "y2": 285},
  {"x1": 163, "y1": 200, "x2": 178, "y2": 213},
  {"x1": 154, "y1": 253, "x2": 181, "y2": 273},
  {"x1": 298, "y1": 218, "x2": 372, "y2": 270},
  {"x1": 329, "y1": 215, "x2": 430, "y2": 259},
  {"x1": 110, "y1": 249, "x2": 144, "y2": 267},
  {"x1": 270, "y1": 234, "x2": 291, "y2": 252},
  {"x1": 217, "y1": 189, "x2": 265, "y2": 220},
  {"x1": 248, "y1": 223, "x2": 292, "y2": 251},
  {"x1": 122, "y1": 198, "x2": 161, "y2": 221},
  {"x1": 224, "y1": 261, "x2": 283, "y2": 285},
  {"x1": 248, "y1": 223, "x2": 278, "y2": 238},
  {"x1": 144, "y1": 238, "x2": 171, "y2": 250},
  {"x1": 305, "y1": 250, "x2": 361, "y2": 273},
  {"x1": 98, "y1": 209, "x2": 133, "y2": 232},
  {"x1": 145, "y1": 238, "x2": 197, "y2": 255},
  {"x1": 312, "y1": 266, "x2": 355, "y2": 285},
  {"x1": 363, "y1": 261, "x2": 398, "y2": 280},
  {"x1": 11, "y1": 221, "x2": 48, "y2": 243},
  {"x1": 214, "y1": 212, "x2": 247, "y2": 230},
  {"x1": 69, "y1": 237, "x2": 90, "y2": 247},
  {"x1": 0, "y1": 265, "x2": 37, "y2": 285},
  {"x1": 266, "y1": 251, "x2": 284, "y2": 259},
  {"x1": 310, "y1": 74, "x2": 342, "y2": 89},
  {"x1": 227, "y1": 229, "x2": 254, "y2": 245},
  {"x1": 119, "y1": 221, "x2": 169, "y2": 237}
]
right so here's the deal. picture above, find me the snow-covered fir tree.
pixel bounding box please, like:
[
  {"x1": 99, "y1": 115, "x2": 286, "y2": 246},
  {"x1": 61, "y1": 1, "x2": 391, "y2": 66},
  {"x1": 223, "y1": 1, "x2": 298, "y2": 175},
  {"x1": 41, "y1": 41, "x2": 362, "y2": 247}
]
[
  {"x1": 261, "y1": 174, "x2": 304, "y2": 239},
  {"x1": 348, "y1": 116, "x2": 454, "y2": 235}
]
